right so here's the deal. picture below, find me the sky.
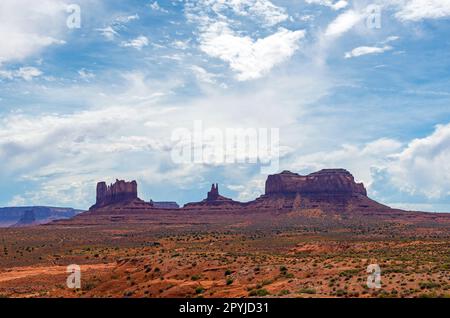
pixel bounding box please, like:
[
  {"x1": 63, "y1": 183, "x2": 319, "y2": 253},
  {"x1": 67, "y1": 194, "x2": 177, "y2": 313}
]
[{"x1": 0, "y1": 0, "x2": 450, "y2": 211}]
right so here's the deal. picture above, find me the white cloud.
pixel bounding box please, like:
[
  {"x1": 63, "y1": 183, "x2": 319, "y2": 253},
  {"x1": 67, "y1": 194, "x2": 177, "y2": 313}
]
[
  {"x1": 395, "y1": 0, "x2": 450, "y2": 21},
  {"x1": 15, "y1": 67, "x2": 43, "y2": 81},
  {"x1": 149, "y1": 1, "x2": 169, "y2": 13},
  {"x1": 190, "y1": 65, "x2": 218, "y2": 84},
  {"x1": 97, "y1": 14, "x2": 140, "y2": 41},
  {"x1": 188, "y1": 0, "x2": 289, "y2": 27},
  {"x1": 115, "y1": 14, "x2": 139, "y2": 23},
  {"x1": 345, "y1": 45, "x2": 392, "y2": 58},
  {"x1": 385, "y1": 123, "x2": 450, "y2": 199},
  {"x1": 223, "y1": 0, "x2": 289, "y2": 26},
  {"x1": 186, "y1": 0, "x2": 303, "y2": 80},
  {"x1": 96, "y1": 26, "x2": 119, "y2": 41},
  {"x1": 120, "y1": 36, "x2": 149, "y2": 50},
  {"x1": 200, "y1": 22, "x2": 305, "y2": 81},
  {"x1": 305, "y1": 0, "x2": 349, "y2": 11},
  {"x1": 325, "y1": 9, "x2": 364, "y2": 37},
  {"x1": 0, "y1": 0, "x2": 67, "y2": 63},
  {"x1": 0, "y1": 66, "x2": 42, "y2": 81}
]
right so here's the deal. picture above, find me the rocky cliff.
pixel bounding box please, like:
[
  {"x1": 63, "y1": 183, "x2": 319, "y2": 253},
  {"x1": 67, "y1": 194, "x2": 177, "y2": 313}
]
[
  {"x1": 265, "y1": 169, "x2": 367, "y2": 197},
  {"x1": 247, "y1": 169, "x2": 389, "y2": 214},
  {"x1": 89, "y1": 179, "x2": 153, "y2": 211}
]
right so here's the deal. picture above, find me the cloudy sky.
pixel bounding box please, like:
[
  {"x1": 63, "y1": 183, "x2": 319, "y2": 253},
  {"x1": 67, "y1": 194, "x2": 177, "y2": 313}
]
[{"x1": 1, "y1": 0, "x2": 450, "y2": 211}]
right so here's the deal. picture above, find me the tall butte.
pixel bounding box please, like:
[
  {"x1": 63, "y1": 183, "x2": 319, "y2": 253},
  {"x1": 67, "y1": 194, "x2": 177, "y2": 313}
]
[{"x1": 89, "y1": 179, "x2": 154, "y2": 213}]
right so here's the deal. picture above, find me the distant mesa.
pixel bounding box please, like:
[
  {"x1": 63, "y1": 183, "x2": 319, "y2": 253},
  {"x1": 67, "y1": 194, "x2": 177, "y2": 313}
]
[
  {"x1": 11, "y1": 210, "x2": 37, "y2": 228},
  {"x1": 266, "y1": 169, "x2": 367, "y2": 197},
  {"x1": 247, "y1": 169, "x2": 388, "y2": 214},
  {"x1": 150, "y1": 201, "x2": 180, "y2": 209},
  {"x1": 0, "y1": 206, "x2": 81, "y2": 228}
]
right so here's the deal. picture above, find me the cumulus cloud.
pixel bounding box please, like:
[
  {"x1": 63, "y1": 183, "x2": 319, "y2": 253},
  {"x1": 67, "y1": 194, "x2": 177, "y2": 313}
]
[
  {"x1": 385, "y1": 123, "x2": 450, "y2": 199},
  {"x1": 0, "y1": 0, "x2": 67, "y2": 63},
  {"x1": 199, "y1": 22, "x2": 305, "y2": 81},
  {"x1": 186, "y1": 0, "x2": 303, "y2": 80}
]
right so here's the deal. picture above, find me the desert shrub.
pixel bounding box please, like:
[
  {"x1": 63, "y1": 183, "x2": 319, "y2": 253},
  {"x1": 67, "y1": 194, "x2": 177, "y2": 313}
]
[
  {"x1": 299, "y1": 288, "x2": 316, "y2": 295},
  {"x1": 419, "y1": 282, "x2": 441, "y2": 290},
  {"x1": 249, "y1": 289, "x2": 270, "y2": 297},
  {"x1": 195, "y1": 286, "x2": 205, "y2": 294}
]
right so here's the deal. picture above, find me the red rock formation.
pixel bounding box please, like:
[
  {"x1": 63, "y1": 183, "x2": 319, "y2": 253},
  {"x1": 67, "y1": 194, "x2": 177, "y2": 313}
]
[
  {"x1": 89, "y1": 179, "x2": 153, "y2": 211},
  {"x1": 184, "y1": 184, "x2": 243, "y2": 210},
  {"x1": 246, "y1": 169, "x2": 390, "y2": 214},
  {"x1": 265, "y1": 169, "x2": 367, "y2": 197}
]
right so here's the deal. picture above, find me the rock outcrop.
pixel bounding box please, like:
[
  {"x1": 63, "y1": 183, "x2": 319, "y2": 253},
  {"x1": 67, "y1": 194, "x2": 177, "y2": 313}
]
[
  {"x1": 266, "y1": 169, "x2": 367, "y2": 197},
  {"x1": 93, "y1": 180, "x2": 138, "y2": 209},
  {"x1": 247, "y1": 169, "x2": 389, "y2": 214},
  {"x1": 89, "y1": 179, "x2": 154, "y2": 212},
  {"x1": 184, "y1": 184, "x2": 243, "y2": 210},
  {"x1": 83, "y1": 169, "x2": 395, "y2": 218}
]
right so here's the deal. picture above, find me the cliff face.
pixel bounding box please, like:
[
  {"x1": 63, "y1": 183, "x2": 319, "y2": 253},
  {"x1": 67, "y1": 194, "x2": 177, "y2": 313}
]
[
  {"x1": 246, "y1": 169, "x2": 387, "y2": 214},
  {"x1": 265, "y1": 169, "x2": 367, "y2": 197},
  {"x1": 90, "y1": 179, "x2": 150, "y2": 211}
]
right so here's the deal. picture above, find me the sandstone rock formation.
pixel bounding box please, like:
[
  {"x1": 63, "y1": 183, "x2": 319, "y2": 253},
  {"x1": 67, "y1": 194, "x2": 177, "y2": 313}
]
[
  {"x1": 93, "y1": 180, "x2": 138, "y2": 208},
  {"x1": 184, "y1": 184, "x2": 243, "y2": 210},
  {"x1": 89, "y1": 179, "x2": 154, "y2": 212},
  {"x1": 266, "y1": 169, "x2": 367, "y2": 197},
  {"x1": 86, "y1": 170, "x2": 389, "y2": 216},
  {"x1": 248, "y1": 169, "x2": 388, "y2": 214}
]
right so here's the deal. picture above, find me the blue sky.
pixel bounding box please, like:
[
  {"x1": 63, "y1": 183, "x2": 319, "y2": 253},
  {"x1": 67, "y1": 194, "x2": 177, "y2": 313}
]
[{"x1": 1, "y1": 0, "x2": 450, "y2": 211}]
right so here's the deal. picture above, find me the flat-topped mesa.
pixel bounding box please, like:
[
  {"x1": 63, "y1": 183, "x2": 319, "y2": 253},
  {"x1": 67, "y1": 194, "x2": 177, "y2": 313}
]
[
  {"x1": 265, "y1": 169, "x2": 367, "y2": 197},
  {"x1": 90, "y1": 179, "x2": 151, "y2": 210}
]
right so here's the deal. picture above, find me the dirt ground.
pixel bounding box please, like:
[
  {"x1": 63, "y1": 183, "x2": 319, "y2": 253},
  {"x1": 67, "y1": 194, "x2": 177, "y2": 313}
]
[{"x1": 0, "y1": 218, "x2": 449, "y2": 298}]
